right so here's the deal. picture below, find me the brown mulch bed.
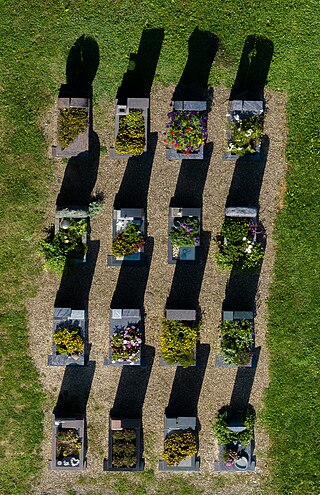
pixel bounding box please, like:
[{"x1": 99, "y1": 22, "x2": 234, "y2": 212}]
[{"x1": 28, "y1": 86, "x2": 287, "y2": 495}]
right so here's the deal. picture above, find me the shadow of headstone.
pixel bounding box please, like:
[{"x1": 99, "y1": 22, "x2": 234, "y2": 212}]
[
  {"x1": 166, "y1": 344, "x2": 210, "y2": 417},
  {"x1": 173, "y1": 28, "x2": 219, "y2": 102},
  {"x1": 111, "y1": 345, "x2": 155, "y2": 418},
  {"x1": 230, "y1": 35, "x2": 274, "y2": 101},
  {"x1": 56, "y1": 131, "x2": 100, "y2": 207},
  {"x1": 59, "y1": 35, "x2": 100, "y2": 98},
  {"x1": 116, "y1": 28, "x2": 164, "y2": 102},
  {"x1": 229, "y1": 348, "x2": 261, "y2": 409}
]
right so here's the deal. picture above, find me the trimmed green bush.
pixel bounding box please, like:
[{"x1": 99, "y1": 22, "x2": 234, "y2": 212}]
[
  {"x1": 115, "y1": 111, "x2": 145, "y2": 156},
  {"x1": 160, "y1": 320, "x2": 199, "y2": 367},
  {"x1": 214, "y1": 408, "x2": 255, "y2": 446},
  {"x1": 163, "y1": 430, "x2": 197, "y2": 466},
  {"x1": 58, "y1": 108, "x2": 87, "y2": 149},
  {"x1": 220, "y1": 319, "x2": 253, "y2": 366}
]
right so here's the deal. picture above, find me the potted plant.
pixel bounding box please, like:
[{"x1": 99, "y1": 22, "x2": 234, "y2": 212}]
[
  {"x1": 224, "y1": 99, "x2": 264, "y2": 161},
  {"x1": 108, "y1": 208, "x2": 145, "y2": 266},
  {"x1": 215, "y1": 208, "x2": 264, "y2": 270},
  {"x1": 168, "y1": 207, "x2": 201, "y2": 263},
  {"x1": 110, "y1": 98, "x2": 149, "y2": 159},
  {"x1": 104, "y1": 417, "x2": 144, "y2": 472},
  {"x1": 213, "y1": 407, "x2": 256, "y2": 472},
  {"x1": 220, "y1": 319, "x2": 254, "y2": 367},
  {"x1": 160, "y1": 315, "x2": 199, "y2": 368},
  {"x1": 164, "y1": 106, "x2": 207, "y2": 160},
  {"x1": 40, "y1": 218, "x2": 88, "y2": 272},
  {"x1": 159, "y1": 415, "x2": 200, "y2": 471},
  {"x1": 52, "y1": 97, "x2": 91, "y2": 158},
  {"x1": 51, "y1": 416, "x2": 85, "y2": 471}
]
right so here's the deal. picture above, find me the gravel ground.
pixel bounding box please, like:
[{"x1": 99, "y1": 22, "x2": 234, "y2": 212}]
[{"x1": 28, "y1": 86, "x2": 287, "y2": 495}]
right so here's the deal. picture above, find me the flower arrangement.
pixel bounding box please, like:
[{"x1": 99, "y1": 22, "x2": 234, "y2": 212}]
[
  {"x1": 39, "y1": 219, "x2": 87, "y2": 272},
  {"x1": 215, "y1": 217, "x2": 264, "y2": 270},
  {"x1": 220, "y1": 320, "x2": 254, "y2": 366},
  {"x1": 227, "y1": 114, "x2": 263, "y2": 157},
  {"x1": 164, "y1": 110, "x2": 207, "y2": 155},
  {"x1": 169, "y1": 217, "x2": 200, "y2": 248},
  {"x1": 160, "y1": 320, "x2": 199, "y2": 367},
  {"x1": 163, "y1": 430, "x2": 197, "y2": 466},
  {"x1": 223, "y1": 448, "x2": 241, "y2": 467},
  {"x1": 214, "y1": 408, "x2": 255, "y2": 446},
  {"x1": 56, "y1": 429, "x2": 82, "y2": 458},
  {"x1": 112, "y1": 223, "x2": 144, "y2": 258},
  {"x1": 112, "y1": 428, "x2": 136, "y2": 468},
  {"x1": 110, "y1": 325, "x2": 142, "y2": 363},
  {"x1": 58, "y1": 108, "x2": 88, "y2": 150},
  {"x1": 115, "y1": 110, "x2": 145, "y2": 156},
  {"x1": 53, "y1": 326, "x2": 84, "y2": 356}
]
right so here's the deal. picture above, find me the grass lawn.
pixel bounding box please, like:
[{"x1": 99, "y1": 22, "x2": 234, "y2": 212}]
[{"x1": 0, "y1": 0, "x2": 319, "y2": 494}]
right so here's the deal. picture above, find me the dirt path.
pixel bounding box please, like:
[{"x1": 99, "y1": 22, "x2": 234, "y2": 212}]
[{"x1": 28, "y1": 86, "x2": 287, "y2": 495}]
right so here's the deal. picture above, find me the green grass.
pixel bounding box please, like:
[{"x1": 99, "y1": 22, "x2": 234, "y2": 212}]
[{"x1": 0, "y1": 0, "x2": 320, "y2": 494}]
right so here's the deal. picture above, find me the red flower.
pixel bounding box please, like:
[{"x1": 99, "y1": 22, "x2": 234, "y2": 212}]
[
  {"x1": 163, "y1": 139, "x2": 167, "y2": 143},
  {"x1": 171, "y1": 131, "x2": 175, "y2": 134},
  {"x1": 185, "y1": 128, "x2": 191, "y2": 132},
  {"x1": 171, "y1": 141, "x2": 174, "y2": 144}
]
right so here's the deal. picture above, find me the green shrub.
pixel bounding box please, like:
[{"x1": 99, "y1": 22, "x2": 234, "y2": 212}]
[
  {"x1": 169, "y1": 217, "x2": 200, "y2": 247},
  {"x1": 112, "y1": 429, "x2": 136, "y2": 468},
  {"x1": 160, "y1": 320, "x2": 199, "y2": 367},
  {"x1": 58, "y1": 108, "x2": 88, "y2": 149},
  {"x1": 214, "y1": 408, "x2": 255, "y2": 446},
  {"x1": 115, "y1": 110, "x2": 145, "y2": 156},
  {"x1": 220, "y1": 320, "x2": 253, "y2": 366},
  {"x1": 215, "y1": 217, "x2": 264, "y2": 270},
  {"x1": 163, "y1": 430, "x2": 197, "y2": 466},
  {"x1": 39, "y1": 219, "x2": 87, "y2": 273},
  {"x1": 88, "y1": 197, "x2": 104, "y2": 218},
  {"x1": 112, "y1": 223, "x2": 144, "y2": 258},
  {"x1": 56, "y1": 429, "x2": 81, "y2": 458},
  {"x1": 227, "y1": 114, "x2": 263, "y2": 156},
  {"x1": 53, "y1": 327, "x2": 84, "y2": 355}
]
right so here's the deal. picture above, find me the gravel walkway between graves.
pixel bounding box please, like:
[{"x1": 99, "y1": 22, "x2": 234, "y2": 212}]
[{"x1": 28, "y1": 86, "x2": 287, "y2": 495}]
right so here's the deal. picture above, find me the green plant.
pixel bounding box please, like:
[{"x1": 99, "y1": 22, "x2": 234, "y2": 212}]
[
  {"x1": 169, "y1": 217, "x2": 200, "y2": 247},
  {"x1": 160, "y1": 320, "x2": 199, "y2": 367},
  {"x1": 110, "y1": 325, "x2": 142, "y2": 363},
  {"x1": 164, "y1": 111, "x2": 207, "y2": 155},
  {"x1": 215, "y1": 217, "x2": 264, "y2": 270},
  {"x1": 112, "y1": 223, "x2": 144, "y2": 258},
  {"x1": 39, "y1": 219, "x2": 87, "y2": 272},
  {"x1": 220, "y1": 320, "x2": 254, "y2": 366},
  {"x1": 227, "y1": 114, "x2": 263, "y2": 156},
  {"x1": 53, "y1": 327, "x2": 84, "y2": 355},
  {"x1": 115, "y1": 111, "x2": 145, "y2": 156},
  {"x1": 89, "y1": 197, "x2": 104, "y2": 218},
  {"x1": 214, "y1": 409, "x2": 255, "y2": 446},
  {"x1": 112, "y1": 429, "x2": 136, "y2": 468},
  {"x1": 163, "y1": 430, "x2": 197, "y2": 466},
  {"x1": 58, "y1": 108, "x2": 87, "y2": 149},
  {"x1": 56, "y1": 429, "x2": 82, "y2": 458}
]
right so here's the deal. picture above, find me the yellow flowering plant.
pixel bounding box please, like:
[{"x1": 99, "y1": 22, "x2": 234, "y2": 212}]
[
  {"x1": 160, "y1": 320, "x2": 199, "y2": 367},
  {"x1": 53, "y1": 327, "x2": 84, "y2": 355},
  {"x1": 163, "y1": 430, "x2": 197, "y2": 465}
]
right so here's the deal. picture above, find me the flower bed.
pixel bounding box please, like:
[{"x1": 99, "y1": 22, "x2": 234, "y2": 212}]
[
  {"x1": 110, "y1": 325, "x2": 142, "y2": 364},
  {"x1": 220, "y1": 320, "x2": 254, "y2": 366},
  {"x1": 227, "y1": 114, "x2": 263, "y2": 157},
  {"x1": 164, "y1": 110, "x2": 207, "y2": 157},
  {"x1": 58, "y1": 108, "x2": 88, "y2": 150},
  {"x1": 40, "y1": 218, "x2": 88, "y2": 272},
  {"x1": 163, "y1": 430, "x2": 197, "y2": 466},
  {"x1": 56, "y1": 428, "x2": 82, "y2": 466},
  {"x1": 111, "y1": 428, "x2": 137, "y2": 468},
  {"x1": 115, "y1": 111, "x2": 145, "y2": 156},
  {"x1": 53, "y1": 326, "x2": 84, "y2": 357},
  {"x1": 160, "y1": 319, "x2": 199, "y2": 367},
  {"x1": 169, "y1": 216, "x2": 200, "y2": 248},
  {"x1": 112, "y1": 223, "x2": 144, "y2": 258},
  {"x1": 216, "y1": 216, "x2": 264, "y2": 270}
]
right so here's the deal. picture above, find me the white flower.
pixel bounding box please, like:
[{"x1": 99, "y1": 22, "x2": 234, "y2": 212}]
[
  {"x1": 245, "y1": 245, "x2": 253, "y2": 254},
  {"x1": 242, "y1": 237, "x2": 247, "y2": 241},
  {"x1": 234, "y1": 114, "x2": 240, "y2": 122}
]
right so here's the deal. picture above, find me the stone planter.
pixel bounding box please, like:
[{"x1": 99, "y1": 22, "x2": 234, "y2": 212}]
[
  {"x1": 52, "y1": 97, "x2": 91, "y2": 158},
  {"x1": 49, "y1": 415, "x2": 86, "y2": 471},
  {"x1": 109, "y1": 97, "x2": 149, "y2": 159},
  {"x1": 160, "y1": 309, "x2": 197, "y2": 367},
  {"x1": 223, "y1": 99, "x2": 263, "y2": 161},
  {"x1": 215, "y1": 310, "x2": 254, "y2": 369},
  {"x1": 104, "y1": 309, "x2": 142, "y2": 366},
  {"x1": 159, "y1": 415, "x2": 200, "y2": 471},
  {"x1": 168, "y1": 207, "x2": 201, "y2": 264},
  {"x1": 107, "y1": 208, "x2": 145, "y2": 266},
  {"x1": 215, "y1": 439, "x2": 255, "y2": 472},
  {"x1": 166, "y1": 100, "x2": 207, "y2": 161},
  {"x1": 55, "y1": 206, "x2": 89, "y2": 263},
  {"x1": 48, "y1": 308, "x2": 87, "y2": 367},
  {"x1": 104, "y1": 417, "x2": 144, "y2": 472}
]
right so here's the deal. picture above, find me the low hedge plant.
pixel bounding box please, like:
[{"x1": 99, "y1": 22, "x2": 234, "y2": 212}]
[
  {"x1": 160, "y1": 319, "x2": 200, "y2": 367},
  {"x1": 112, "y1": 429, "x2": 136, "y2": 468},
  {"x1": 214, "y1": 408, "x2": 255, "y2": 446},
  {"x1": 163, "y1": 430, "x2": 197, "y2": 466},
  {"x1": 58, "y1": 108, "x2": 88, "y2": 150},
  {"x1": 112, "y1": 223, "x2": 144, "y2": 258},
  {"x1": 53, "y1": 327, "x2": 84, "y2": 356},
  {"x1": 115, "y1": 110, "x2": 145, "y2": 156},
  {"x1": 220, "y1": 319, "x2": 253, "y2": 366}
]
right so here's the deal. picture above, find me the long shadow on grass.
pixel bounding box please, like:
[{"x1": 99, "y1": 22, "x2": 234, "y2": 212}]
[
  {"x1": 59, "y1": 34, "x2": 100, "y2": 98},
  {"x1": 165, "y1": 344, "x2": 210, "y2": 418},
  {"x1": 56, "y1": 131, "x2": 100, "y2": 207},
  {"x1": 230, "y1": 35, "x2": 274, "y2": 101},
  {"x1": 111, "y1": 345, "x2": 154, "y2": 418},
  {"x1": 116, "y1": 28, "x2": 164, "y2": 102},
  {"x1": 172, "y1": 28, "x2": 219, "y2": 103}
]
